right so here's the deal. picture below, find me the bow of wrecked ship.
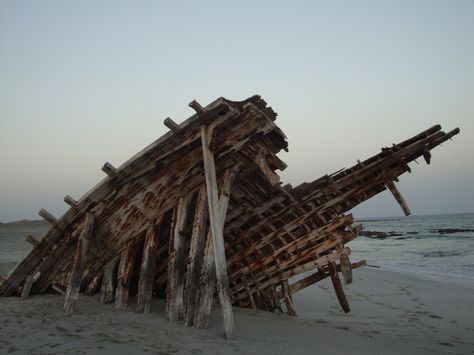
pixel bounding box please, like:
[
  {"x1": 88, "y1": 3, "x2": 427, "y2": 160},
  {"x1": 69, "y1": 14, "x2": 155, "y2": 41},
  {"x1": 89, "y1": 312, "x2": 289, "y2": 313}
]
[{"x1": 0, "y1": 95, "x2": 460, "y2": 339}]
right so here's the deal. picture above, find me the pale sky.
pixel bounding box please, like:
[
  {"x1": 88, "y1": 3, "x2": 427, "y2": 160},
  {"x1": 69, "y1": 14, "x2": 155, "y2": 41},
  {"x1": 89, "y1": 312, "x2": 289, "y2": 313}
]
[{"x1": 1, "y1": 0, "x2": 473, "y2": 222}]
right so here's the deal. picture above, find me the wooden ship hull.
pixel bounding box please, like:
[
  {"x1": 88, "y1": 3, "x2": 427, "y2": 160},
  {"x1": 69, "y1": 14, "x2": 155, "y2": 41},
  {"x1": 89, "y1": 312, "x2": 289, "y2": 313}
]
[{"x1": 0, "y1": 95, "x2": 460, "y2": 339}]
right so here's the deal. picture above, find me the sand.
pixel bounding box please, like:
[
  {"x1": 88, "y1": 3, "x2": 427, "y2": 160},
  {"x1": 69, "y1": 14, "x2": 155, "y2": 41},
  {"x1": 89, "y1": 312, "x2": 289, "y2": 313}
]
[{"x1": 1, "y1": 267, "x2": 473, "y2": 354}]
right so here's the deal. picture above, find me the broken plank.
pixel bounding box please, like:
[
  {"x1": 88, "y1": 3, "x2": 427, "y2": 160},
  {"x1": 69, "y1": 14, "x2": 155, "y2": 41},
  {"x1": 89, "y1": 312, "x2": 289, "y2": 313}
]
[
  {"x1": 136, "y1": 218, "x2": 161, "y2": 314},
  {"x1": 201, "y1": 125, "x2": 234, "y2": 340},
  {"x1": 64, "y1": 212, "x2": 94, "y2": 313}
]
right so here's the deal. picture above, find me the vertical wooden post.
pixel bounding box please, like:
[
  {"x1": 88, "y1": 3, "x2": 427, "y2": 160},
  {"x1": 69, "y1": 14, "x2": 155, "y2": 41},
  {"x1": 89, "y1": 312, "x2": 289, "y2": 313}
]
[
  {"x1": 339, "y1": 253, "x2": 353, "y2": 285},
  {"x1": 100, "y1": 257, "x2": 118, "y2": 304},
  {"x1": 193, "y1": 230, "x2": 216, "y2": 329},
  {"x1": 64, "y1": 212, "x2": 94, "y2": 314},
  {"x1": 20, "y1": 271, "x2": 41, "y2": 300},
  {"x1": 184, "y1": 186, "x2": 208, "y2": 326},
  {"x1": 201, "y1": 125, "x2": 234, "y2": 340},
  {"x1": 136, "y1": 218, "x2": 160, "y2": 314},
  {"x1": 328, "y1": 262, "x2": 350, "y2": 313},
  {"x1": 281, "y1": 280, "x2": 297, "y2": 316},
  {"x1": 166, "y1": 195, "x2": 191, "y2": 321},
  {"x1": 114, "y1": 237, "x2": 140, "y2": 310}
]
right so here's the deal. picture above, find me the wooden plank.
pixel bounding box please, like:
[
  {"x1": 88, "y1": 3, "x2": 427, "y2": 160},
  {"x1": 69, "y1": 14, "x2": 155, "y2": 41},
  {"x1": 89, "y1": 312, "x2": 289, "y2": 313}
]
[
  {"x1": 184, "y1": 186, "x2": 208, "y2": 326},
  {"x1": 255, "y1": 149, "x2": 280, "y2": 186},
  {"x1": 64, "y1": 195, "x2": 78, "y2": 208},
  {"x1": 101, "y1": 162, "x2": 116, "y2": 177},
  {"x1": 339, "y1": 253, "x2": 353, "y2": 284},
  {"x1": 63, "y1": 212, "x2": 94, "y2": 313},
  {"x1": 100, "y1": 257, "x2": 118, "y2": 304},
  {"x1": 201, "y1": 125, "x2": 234, "y2": 340},
  {"x1": 286, "y1": 260, "x2": 366, "y2": 296},
  {"x1": 385, "y1": 180, "x2": 411, "y2": 216},
  {"x1": 164, "y1": 117, "x2": 179, "y2": 132},
  {"x1": 328, "y1": 262, "x2": 350, "y2": 313},
  {"x1": 38, "y1": 208, "x2": 59, "y2": 226},
  {"x1": 189, "y1": 100, "x2": 205, "y2": 115},
  {"x1": 85, "y1": 274, "x2": 102, "y2": 296},
  {"x1": 193, "y1": 230, "x2": 216, "y2": 329},
  {"x1": 281, "y1": 280, "x2": 297, "y2": 316},
  {"x1": 136, "y1": 218, "x2": 161, "y2": 314},
  {"x1": 26, "y1": 235, "x2": 39, "y2": 247},
  {"x1": 114, "y1": 237, "x2": 140, "y2": 310},
  {"x1": 20, "y1": 271, "x2": 41, "y2": 300},
  {"x1": 166, "y1": 195, "x2": 192, "y2": 321}
]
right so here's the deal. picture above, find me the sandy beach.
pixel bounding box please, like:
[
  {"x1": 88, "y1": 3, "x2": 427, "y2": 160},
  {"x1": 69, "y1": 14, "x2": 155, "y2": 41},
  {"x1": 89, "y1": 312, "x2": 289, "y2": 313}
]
[{"x1": 1, "y1": 267, "x2": 473, "y2": 354}]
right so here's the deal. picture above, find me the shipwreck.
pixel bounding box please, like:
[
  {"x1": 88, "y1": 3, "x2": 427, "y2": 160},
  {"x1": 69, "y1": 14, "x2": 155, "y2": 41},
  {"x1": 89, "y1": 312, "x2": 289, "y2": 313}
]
[{"x1": 0, "y1": 95, "x2": 459, "y2": 339}]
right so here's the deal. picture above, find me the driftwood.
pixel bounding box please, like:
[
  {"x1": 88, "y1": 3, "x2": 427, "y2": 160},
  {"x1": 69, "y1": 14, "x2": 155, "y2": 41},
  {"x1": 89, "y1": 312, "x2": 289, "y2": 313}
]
[{"x1": 0, "y1": 95, "x2": 459, "y2": 339}]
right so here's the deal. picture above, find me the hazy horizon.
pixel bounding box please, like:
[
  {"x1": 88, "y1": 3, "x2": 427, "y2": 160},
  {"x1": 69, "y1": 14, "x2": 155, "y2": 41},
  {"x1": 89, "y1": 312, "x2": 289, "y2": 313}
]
[{"x1": 1, "y1": 0, "x2": 473, "y2": 222}]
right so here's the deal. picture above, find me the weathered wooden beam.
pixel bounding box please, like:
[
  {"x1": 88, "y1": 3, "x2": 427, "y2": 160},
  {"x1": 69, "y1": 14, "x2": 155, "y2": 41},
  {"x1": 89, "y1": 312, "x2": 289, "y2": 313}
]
[
  {"x1": 20, "y1": 271, "x2": 41, "y2": 300},
  {"x1": 328, "y1": 262, "x2": 350, "y2": 313},
  {"x1": 101, "y1": 162, "x2": 116, "y2": 177},
  {"x1": 115, "y1": 237, "x2": 140, "y2": 310},
  {"x1": 184, "y1": 186, "x2": 208, "y2": 326},
  {"x1": 26, "y1": 235, "x2": 39, "y2": 247},
  {"x1": 164, "y1": 117, "x2": 179, "y2": 132},
  {"x1": 63, "y1": 212, "x2": 94, "y2": 314},
  {"x1": 233, "y1": 248, "x2": 350, "y2": 302},
  {"x1": 339, "y1": 253, "x2": 353, "y2": 285},
  {"x1": 255, "y1": 149, "x2": 280, "y2": 186},
  {"x1": 201, "y1": 125, "x2": 234, "y2": 340},
  {"x1": 136, "y1": 218, "x2": 160, "y2": 314},
  {"x1": 85, "y1": 274, "x2": 102, "y2": 296},
  {"x1": 100, "y1": 257, "x2": 118, "y2": 304},
  {"x1": 281, "y1": 280, "x2": 297, "y2": 316},
  {"x1": 193, "y1": 230, "x2": 216, "y2": 329},
  {"x1": 385, "y1": 180, "x2": 411, "y2": 216},
  {"x1": 189, "y1": 100, "x2": 205, "y2": 116},
  {"x1": 38, "y1": 208, "x2": 59, "y2": 227},
  {"x1": 64, "y1": 195, "x2": 78, "y2": 208},
  {"x1": 166, "y1": 195, "x2": 192, "y2": 321},
  {"x1": 284, "y1": 260, "x2": 366, "y2": 297}
]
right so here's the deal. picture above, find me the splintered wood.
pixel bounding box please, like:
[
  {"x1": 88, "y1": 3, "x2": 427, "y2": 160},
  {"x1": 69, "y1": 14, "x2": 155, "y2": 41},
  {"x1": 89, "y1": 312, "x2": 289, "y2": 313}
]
[{"x1": 0, "y1": 95, "x2": 460, "y2": 339}]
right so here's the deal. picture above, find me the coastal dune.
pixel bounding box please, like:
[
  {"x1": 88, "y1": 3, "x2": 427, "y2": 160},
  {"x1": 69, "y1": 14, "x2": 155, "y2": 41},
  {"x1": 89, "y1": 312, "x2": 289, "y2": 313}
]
[{"x1": 1, "y1": 267, "x2": 473, "y2": 354}]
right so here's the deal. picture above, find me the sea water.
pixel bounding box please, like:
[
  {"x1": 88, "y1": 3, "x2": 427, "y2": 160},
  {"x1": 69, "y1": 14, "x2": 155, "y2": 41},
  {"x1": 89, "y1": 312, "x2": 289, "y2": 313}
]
[{"x1": 350, "y1": 213, "x2": 474, "y2": 282}]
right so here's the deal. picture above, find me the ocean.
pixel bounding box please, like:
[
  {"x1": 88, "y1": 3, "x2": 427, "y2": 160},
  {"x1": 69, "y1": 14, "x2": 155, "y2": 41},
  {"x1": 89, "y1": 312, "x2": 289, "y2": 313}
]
[
  {"x1": 0, "y1": 213, "x2": 473, "y2": 284},
  {"x1": 350, "y1": 213, "x2": 474, "y2": 283}
]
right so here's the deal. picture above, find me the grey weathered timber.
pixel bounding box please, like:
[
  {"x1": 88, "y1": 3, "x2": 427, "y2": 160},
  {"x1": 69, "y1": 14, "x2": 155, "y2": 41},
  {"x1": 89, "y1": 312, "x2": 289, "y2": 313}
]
[
  {"x1": 328, "y1": 262, "x2": 350, "y2": 313},
  {"x1": 184, "y1": 186, "x2": 208, "y2": 326},
  {"x1": 20, "y1": 271, "x2": 40, "y2": 300},
  {"x1": 136, "y1": 218, "x2": 161, "y2": 314},
  {"x1": 192, "y1": 165, "x2": 238, "y2": 329},
  {"x1": 164, "y1": 117, "x2": 179, "y2": 132},
  {"x1": 201, "y1": 125, "x2": 234, "y2": 340},
  {"x1": 114, "y1": 237, "x2": 141, "y2": 310},
  {"x1": 166, "y1": 195, "x2": 192, "y2": 321},
  {"x1": 385, "y1": 180, "x2": 411, "y2": 216},
  {"x1": 64, "y1": 212, "x2": 94, "y2": 313},
  {"x1": 26, "y1": 235, "x2": 39, "y2": 247},
  {"x1": 85, "y1": 274, "x2": 102, "y2": 296},
  {"x1": 189, "y1": 100, "x2": 205, "y2": 116},
  {"x1": 193, "y1": 230, "x2": 216, "y2": 329},
  {"x1": 38, "y1": 208, "x2": 59, "y2": 226},
  {"x1": 281, "y1": 280, "x2": 297, "y2": 316},
  {"x1": 64, "y1": 195, "x2": 78, "y2": 208},
  {"x1": 100, "y1": 257, "x2": 118, "y2": 304},
  {"x1": 101, "y1": 162, "x2": 116, "y2": 177},
  {"x1": 339, "y1": 253, "x2": 353, "y2": 285}
]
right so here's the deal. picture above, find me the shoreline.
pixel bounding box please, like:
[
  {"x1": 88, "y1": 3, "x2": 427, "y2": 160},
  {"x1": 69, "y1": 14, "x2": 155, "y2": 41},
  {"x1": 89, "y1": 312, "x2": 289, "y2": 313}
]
[{"x1": 1, "y1": 267, "x2": 473, "y2": 354}]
